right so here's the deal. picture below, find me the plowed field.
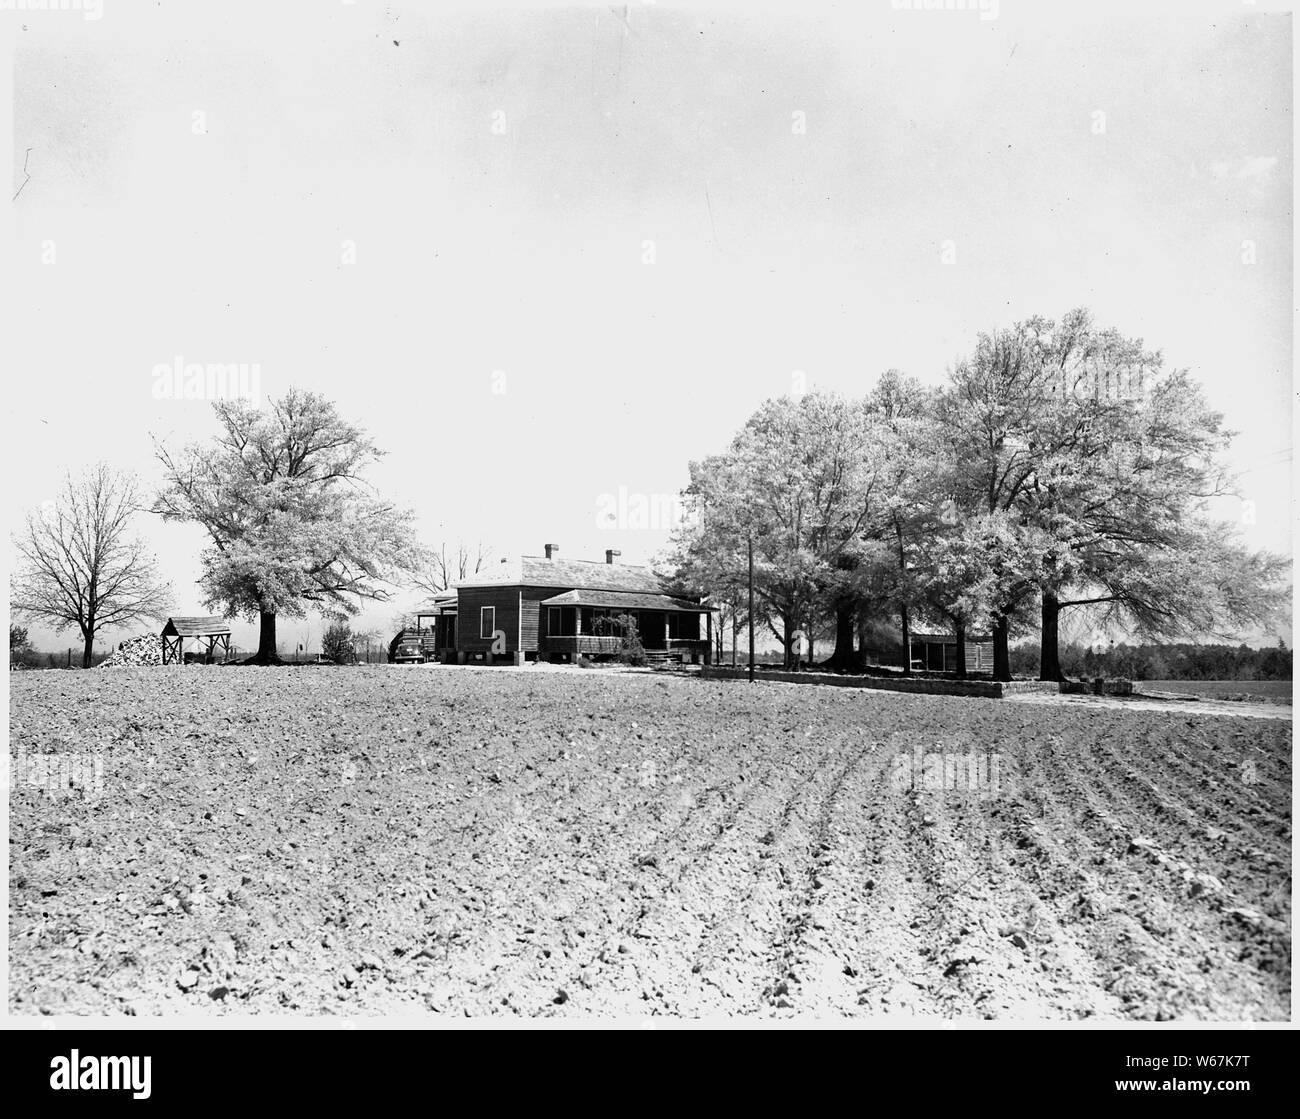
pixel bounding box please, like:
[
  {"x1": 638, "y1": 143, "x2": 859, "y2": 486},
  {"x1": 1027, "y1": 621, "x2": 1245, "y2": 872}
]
[{"x1": 9, "y1": 667, "x2": 1291, "y2": 1019}]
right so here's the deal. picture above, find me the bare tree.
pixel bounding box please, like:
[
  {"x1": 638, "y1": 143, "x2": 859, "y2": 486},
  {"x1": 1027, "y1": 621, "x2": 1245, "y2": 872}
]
[
  {"x1": 413, "y1": 540, "x2": 492, "y2": 596},
  {"x1": 12, "y1": 464, "x2": 173, "y2": 666}
]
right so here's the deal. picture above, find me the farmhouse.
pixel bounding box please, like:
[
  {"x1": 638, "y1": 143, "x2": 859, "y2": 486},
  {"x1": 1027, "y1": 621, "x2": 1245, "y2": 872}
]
[{"x1": 417, "y1": 545, "x2": 714, "y2": 665}]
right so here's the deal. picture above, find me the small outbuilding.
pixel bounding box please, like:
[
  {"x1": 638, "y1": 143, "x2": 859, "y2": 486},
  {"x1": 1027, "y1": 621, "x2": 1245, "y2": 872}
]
[
  {"x1": 908, "y1": 631, "x2": 994, "y2": 675},
  {"x1": 161, "y1": 616, "x2": 233, "y2": 665}
]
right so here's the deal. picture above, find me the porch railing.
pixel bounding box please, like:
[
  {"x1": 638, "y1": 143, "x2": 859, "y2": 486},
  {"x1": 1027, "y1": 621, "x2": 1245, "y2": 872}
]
[{"x1": 540, "y1": 635, "x2": 710, "y2": 658}]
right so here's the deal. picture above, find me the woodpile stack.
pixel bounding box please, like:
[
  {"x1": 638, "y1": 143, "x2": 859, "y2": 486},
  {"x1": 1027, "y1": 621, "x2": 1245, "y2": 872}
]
[{"x1": 98, "y1": 634, "x2": 169, "y2": 668}]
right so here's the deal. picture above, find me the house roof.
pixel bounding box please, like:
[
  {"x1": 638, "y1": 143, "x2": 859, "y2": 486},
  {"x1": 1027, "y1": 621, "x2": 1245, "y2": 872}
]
[
  {"x1": 539, "y1": 589, "x2": 713, "y2": 613},
  {"x1": 161, "y1": 616, "x2": 231, "y2": 637},
  {"x1": 414, "y1": 591, "x2": 457, "y2": 614},
  {"x1": 910, "y1": 632, "x2": 994, "y2": 643},
  {"x1": 456, "y1": 555, "x2": 678, "y2": 595}
]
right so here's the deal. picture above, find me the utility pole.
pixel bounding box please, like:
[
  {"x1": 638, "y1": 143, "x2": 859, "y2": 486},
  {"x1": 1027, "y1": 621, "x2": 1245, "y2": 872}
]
[{"x1": 747, "y1": 532, "x2": 755, "y2": 684}]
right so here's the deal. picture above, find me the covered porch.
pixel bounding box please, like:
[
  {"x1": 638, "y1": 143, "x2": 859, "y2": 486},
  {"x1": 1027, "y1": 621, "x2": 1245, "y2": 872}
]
[
  {"x1": 539, "y1": 589, "x2": 713, "y2": 663},
  {"x1": 415, "y1": 591, "x2": 458, "y2": 654}
]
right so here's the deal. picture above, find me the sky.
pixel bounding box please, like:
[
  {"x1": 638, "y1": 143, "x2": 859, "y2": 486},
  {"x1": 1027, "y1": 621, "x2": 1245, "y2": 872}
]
[{"x1": 4, "y1": 0, "x2": 1293, "y2": 654}]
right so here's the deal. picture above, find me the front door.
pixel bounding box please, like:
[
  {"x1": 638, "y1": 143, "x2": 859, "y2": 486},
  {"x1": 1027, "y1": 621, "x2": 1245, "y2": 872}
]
[{"x1": 638, "y1": 611, "x2": 667, "y2": 650}]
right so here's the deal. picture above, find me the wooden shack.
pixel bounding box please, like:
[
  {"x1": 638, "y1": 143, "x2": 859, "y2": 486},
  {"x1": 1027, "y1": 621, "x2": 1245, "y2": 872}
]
[{"x1": 908, "y1": 631, "x2": 994, "y2": 675}]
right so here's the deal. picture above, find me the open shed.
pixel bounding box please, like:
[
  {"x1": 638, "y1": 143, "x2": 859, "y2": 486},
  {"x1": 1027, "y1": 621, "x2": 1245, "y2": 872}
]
[
  {"x1": 909, "y1": 631, "x2": 993, "y2": 674},
  {"x1": 161, "y1": 616, "x2": 233, "y2": 665}
]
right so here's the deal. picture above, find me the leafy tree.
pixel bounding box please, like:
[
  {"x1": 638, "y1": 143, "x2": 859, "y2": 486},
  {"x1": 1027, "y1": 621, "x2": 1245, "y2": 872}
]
[
  {"x1": 321, "y1": 620, "x2": 356, "y2": 664},
  {"x1": 910, "y1": 512, "x2": 1040, "y2": 677},
  {"x1": 670, "y1": 311, "x2": 1286, "y2": 680},
  {"x1": 9, "y1": 623, "x2": 40, "y2": 669},
  {"x1": 155, "y1": 390, "x2": 423, "y2": 664},
  {"x1": 935, "y1": 315, "x2": 1097, "y2": 677},
  {"x1": 940, "y1": 308, "x2": 1287, "y2": 680},
  {"x1": 611, "y1": 613, "x2": 647, "y2": 666},
  {"x1": 352, "y1": 627, "x2": 385, "y2": 663},
  {"x1": 12, "y1": 465, "x2": 172, "y2": 667},
  {"x1": 865, "y1": 371, "x2": 947, "y2": 674},
  {"x1": 1019, "y1": 320, "x2": 1283, "y2": 678},
  {"x1": 672, "y1": 392, "x2": 886, "y2": 669}
]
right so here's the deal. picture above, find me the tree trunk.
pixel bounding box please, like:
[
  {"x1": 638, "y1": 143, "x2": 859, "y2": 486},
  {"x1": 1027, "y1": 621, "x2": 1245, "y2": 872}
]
[
  {"x1": 81, "y1": 628, "x2": 95, "y2": 669},
  {"x1": 245, "y1": 610, "x2": 284, "y2": 665},
  {"x1": 894, "y1": 515, "x2": 911, "y2": 676},
  {"x1": 1040, "y1": 591, "x2": 1063, "y2": 681},
  {"x1": 828, "y1": 602, "x2": 856, "y2": 671},
  {"x1": 992, "y1": 614, "x2": 1011, "y2": 682},
  {"x1": 747, "y1": 535, "x2": 755, "y2": 683},
  {"x1": 953, "y1": 619, "x2": 967, "y2": 679}
]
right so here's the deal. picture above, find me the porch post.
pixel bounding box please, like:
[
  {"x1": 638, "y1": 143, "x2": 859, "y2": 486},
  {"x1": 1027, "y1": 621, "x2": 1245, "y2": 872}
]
[{"x1": 705, "y1": 610, "x2": 712, "y2": 665}]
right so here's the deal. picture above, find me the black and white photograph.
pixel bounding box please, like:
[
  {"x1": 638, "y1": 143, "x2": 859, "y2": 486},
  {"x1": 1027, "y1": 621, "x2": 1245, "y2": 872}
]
[{"x1": 2, "y1": 0, "x2": 1294, "y2": 1070}]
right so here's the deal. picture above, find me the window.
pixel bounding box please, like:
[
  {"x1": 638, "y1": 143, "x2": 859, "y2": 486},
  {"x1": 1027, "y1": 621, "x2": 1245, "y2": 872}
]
[
  {"x1": 480, "y1": 606, "x2": 495, "y2": 640},
  {"x1": 548, "y1": 607, "x2": 576, "y2": 636}
]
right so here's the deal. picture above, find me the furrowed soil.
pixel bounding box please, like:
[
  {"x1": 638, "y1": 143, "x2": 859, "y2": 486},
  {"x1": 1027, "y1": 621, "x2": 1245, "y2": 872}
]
[{"x1": 9, "y1": 667, "x2": 1291, "y2": 1020}]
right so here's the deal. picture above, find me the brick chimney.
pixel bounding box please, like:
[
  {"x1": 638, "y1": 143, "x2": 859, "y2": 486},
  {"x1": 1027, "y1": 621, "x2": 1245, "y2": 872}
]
[
  {"x1": 544, "y1": 544, "x2": 558, "y2": 560},
  {"x1": 605, "y1": 549, "x2": 621, "y2": 565}
]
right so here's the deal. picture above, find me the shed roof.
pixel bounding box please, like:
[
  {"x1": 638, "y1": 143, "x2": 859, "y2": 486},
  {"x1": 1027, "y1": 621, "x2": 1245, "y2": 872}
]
[
  {"x1": 161, "y1": 616, "x2": 232, "y2": 637},
  {"x1": 456, "y1": 555, "x2": 678, "y2": 595},
  {"x1": 910, "y1": 632, "x2": 993, "y2": 643},
  {"x1": 539, "y1": 589, "x2": 713, "y2": 613}
]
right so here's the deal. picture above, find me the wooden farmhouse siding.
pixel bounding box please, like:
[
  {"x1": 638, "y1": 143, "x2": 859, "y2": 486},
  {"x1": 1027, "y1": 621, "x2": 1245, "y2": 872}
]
[
  {"x1": 456, "y1": 585, "x2": 522, "y2": 655},
  {"x1": 520, "y1": 584, "x2": 555, "y2": 651},
  {"x1": 443, "y1": 550, "x2": 714, "y2": 664}
]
